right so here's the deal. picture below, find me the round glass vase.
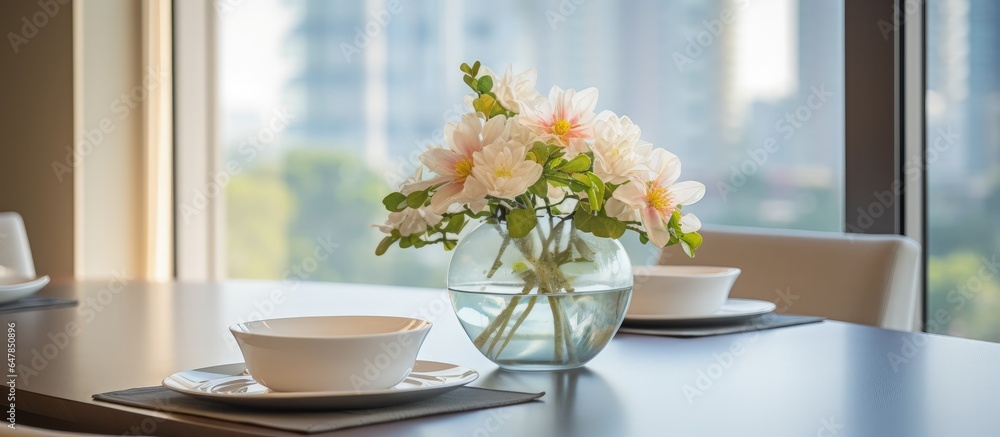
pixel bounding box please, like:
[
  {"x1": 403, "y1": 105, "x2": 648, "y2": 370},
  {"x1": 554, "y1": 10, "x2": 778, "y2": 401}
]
[{"x1": 447, "y1": 215, "x2": 633, "y2": 371}]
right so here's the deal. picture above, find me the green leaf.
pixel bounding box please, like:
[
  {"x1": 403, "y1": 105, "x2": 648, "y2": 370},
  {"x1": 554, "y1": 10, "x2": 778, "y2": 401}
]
[
  {"x1": 489, "y1": 101, "x2": 507, "y2": 118},
  {"x1": 405, "y1": 190, "x2": 429, "y2": 208},
  {"x1": 588, "y1": 216, "x2": 626, "y2": 239},
  {"x1": 575, "y1": 211, "x2": 594, "y2": 231},
  {"x1": 443, "y1": 239, "x2": 457, "y2": 251},
  {"x1": 528, "y1": 177, "x2": 548, "y2": 197},
  {"x1": 399, "y1": 236, "x2": 414, "y2": 248},
  {"x1": 548, "y1": 177, "x2": 569, "y2": 188},
  {"x1": 463, "y1": 75, "x2": 477, "y2": 92},
  {"x1": 569, "y1": 180, "x2": 589, "y2": 193},
  {"x1": 560, "y1": 154, "x2": 592, "y2": 173},
  {"x1": 473, "y1": 94, "x2": 498, "y2": 117},
  {"x1": 681, "y1": 231, "x2": 703, "y2": 255},
  {"x1": 576, "y1": 210, "x2": 623, "y2": 239},
  {"x1": 375, "y1": 236, "x2": 398, "y2": 256},
  {"x1": 547, "y1": 157, "x2": 567, "y2": 170},
  {"x1": 638, "y1": 233, "x2": 649, "y2": 245},
  {"x1": 476, "y1": 75, "x2": 493, "y2": 94},
  {"x1": 444, "y1": 214, "x2": 465, "y2": 233},
  {"x1": 382, "y1": 192, "x2": 407, "y2": 212},
  {"x1": 471, "y1": 60, "x2": 481, "y2": 77},
  {"x1": 571, "y1": 173, "x2": 593, "y2": 187},
  {"x1": 529, "y1": 142, "x2": 550, "y2": 162},
  {"x1": 586, "y1": 173, "x2": 605, "y2": 211},
  {"x1": 460, "y1": 63, "x2": 472, "y2": 74},
  {"x1": 506, "y1": 208, "x2": 537, "y2": 239}
]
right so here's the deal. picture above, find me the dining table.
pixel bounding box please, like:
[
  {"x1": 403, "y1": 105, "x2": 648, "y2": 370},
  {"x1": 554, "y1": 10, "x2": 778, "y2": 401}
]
[{"x1": 2, "y1": 279, "x2": 998, "y2": 436}]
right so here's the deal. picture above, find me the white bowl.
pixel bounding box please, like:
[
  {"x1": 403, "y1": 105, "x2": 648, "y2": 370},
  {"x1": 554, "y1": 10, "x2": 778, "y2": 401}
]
[
  {"x1": 628, "y1": 266, "x2": 742, "y2": 318},
  {"x1": 230, "y1": 316, "x2": 431, "y2": 392}
]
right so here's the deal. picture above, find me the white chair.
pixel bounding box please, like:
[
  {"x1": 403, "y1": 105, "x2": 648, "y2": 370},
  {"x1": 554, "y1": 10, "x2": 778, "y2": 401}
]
[
  {"x1": 0, "y1": 211, "x2": 36, "y2": 280},
  {"x1": 659, "y1": 225, "x2": 921, "y2": 330}
]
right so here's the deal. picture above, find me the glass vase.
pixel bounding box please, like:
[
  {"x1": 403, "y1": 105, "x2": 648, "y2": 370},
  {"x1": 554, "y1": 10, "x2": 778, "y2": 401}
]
[{"x1": 447, "y1": 215, "x2": 632, "y2": 371}]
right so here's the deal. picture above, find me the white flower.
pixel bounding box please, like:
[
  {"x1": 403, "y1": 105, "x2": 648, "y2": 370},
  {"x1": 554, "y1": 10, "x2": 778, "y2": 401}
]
[
  {"x1": 400, "y1": 166, "x2": 436, "y2": 195},
  {"x1": 418, "y1": 113, "x2": 507, "y2": 212},
  {"x1": 489, "y1": 65, "x2": 545, "y2": 114},
  {"x1": 518, "y1": 86, "x2": 599, "y2": 157},
  {"x1": 464, "y1": 66, "x2": 545, "y2": 115},
  {"x1": 470, "y1": 141, "x2": 543, "y2": 200},
  {"x1": 375, "y1": 206, "x2": 443, "y2": 237},
  {"x1": 590, "y1": 113, "x2": 652, "y2": 184},
  {"x1": 501, "y1": 114, "x2": 540, "y2": 144},
  {"x1": 611, "y1": 148, "x2": 706, "y2": 248}
]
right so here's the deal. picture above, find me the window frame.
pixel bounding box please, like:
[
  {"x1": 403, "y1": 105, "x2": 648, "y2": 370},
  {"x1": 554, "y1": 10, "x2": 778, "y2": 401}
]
[{"x1": 174, "y1": 0, "x2": 934, "y2": 331}]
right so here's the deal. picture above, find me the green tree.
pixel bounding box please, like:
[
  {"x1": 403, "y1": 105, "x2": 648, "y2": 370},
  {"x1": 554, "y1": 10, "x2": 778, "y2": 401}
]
[{"x1": 227, "y1": 167, "x2": 293, "y2": 279}]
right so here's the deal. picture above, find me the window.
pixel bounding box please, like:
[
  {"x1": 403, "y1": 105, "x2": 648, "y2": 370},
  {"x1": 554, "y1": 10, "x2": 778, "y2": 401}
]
[
  {"x1": 925, "y1": 0, "x2": 1000, "y2": 342},
  {"x1": 216, "y1": 0, "x2": 845, "y2": 287}
]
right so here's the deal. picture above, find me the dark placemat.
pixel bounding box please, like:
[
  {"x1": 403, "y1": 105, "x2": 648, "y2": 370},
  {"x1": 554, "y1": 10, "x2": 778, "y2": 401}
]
[
  {"x1": 95, "y1": 385, "x2": 544, "y2": 434},
  {"x1": 618, "y1": 313, "x2": 824, "y2": 337},
  {"x1": 0, "y1": 296, "x2": 77, "y2": 314}
]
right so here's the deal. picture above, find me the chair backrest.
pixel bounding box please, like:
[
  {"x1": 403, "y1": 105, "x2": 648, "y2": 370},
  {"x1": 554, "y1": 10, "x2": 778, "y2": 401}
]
[
  {"x1": 0, "y1": 211, "x2": 36, "y2": 279},
  {"x1": 658, "y1": 225, "x2": 921, "y2": 330}
]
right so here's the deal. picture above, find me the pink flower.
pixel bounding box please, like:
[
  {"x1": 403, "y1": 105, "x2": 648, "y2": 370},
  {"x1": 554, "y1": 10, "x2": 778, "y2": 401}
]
[
  {"x1": 419, "y1": 113, "x2": 506, "y2": 212},
  {"x1": 611, "y1": 149, "x2": 705, "y2": 248},
  {"x1": 518, "y1": 86, "x2": 599, "y2": 156}
]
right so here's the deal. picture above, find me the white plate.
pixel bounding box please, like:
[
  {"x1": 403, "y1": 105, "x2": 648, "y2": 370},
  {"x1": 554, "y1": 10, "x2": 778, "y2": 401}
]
[
  {"x1": 623, "y1": 298, "x2": 777, "y2": 327},
  {"x1": 162, "y1": 360, "x2": 479, "y2": 410},
  {"x1": 0, "y1": 276, "x2": 50, "y2": 304}
]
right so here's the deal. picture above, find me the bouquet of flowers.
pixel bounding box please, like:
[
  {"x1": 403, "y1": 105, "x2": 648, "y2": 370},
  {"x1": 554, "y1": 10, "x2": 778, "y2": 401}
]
[
  {"x1": 374, "y1": 61, "x2": 706, "y2": 366},
  {"x1": 376, "y1": 60, "x2": 705, "y2": 259}
]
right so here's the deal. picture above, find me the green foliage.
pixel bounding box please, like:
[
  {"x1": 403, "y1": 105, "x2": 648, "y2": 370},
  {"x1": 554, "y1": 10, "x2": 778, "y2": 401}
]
[
  {"x1": 476, "y1": 75, "x2": 493, "y2": 94},
  {"x1": 462, "y1": 60, "x2": 513, "y2": 120},
  {"x1": 373, "y1": 60, "x2": 706, "y2": 260},
  {"x1": 226, "y1": 167, "x2": 293, "y2": 279},
  {"x1": 506, "y1": 209, "x2": 538, "y2": 238},
  {"x1": 382, "y1": 192, "x2": 406, "y2": 212},
  {"x1": 227, "y1": 148, "x2": 445, "y2": 288},
  {"x1": 405, "y1": 190, "x2": 429, "y2": 208},
  {"x1": 576, "y1": 213, "x2": 626, "y2": 239},
  {"x1": 560, "y1": 154, "x2": 591, "y2": 172}
]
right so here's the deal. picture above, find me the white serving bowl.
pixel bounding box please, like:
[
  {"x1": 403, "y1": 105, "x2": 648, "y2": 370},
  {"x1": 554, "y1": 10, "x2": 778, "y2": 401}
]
[
  {"x1": 230, "y1": 315, "x2": 431, "y2": 392},
  {"x1": 628, "y1": 266, "x2": 742, "y2": 318}
]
